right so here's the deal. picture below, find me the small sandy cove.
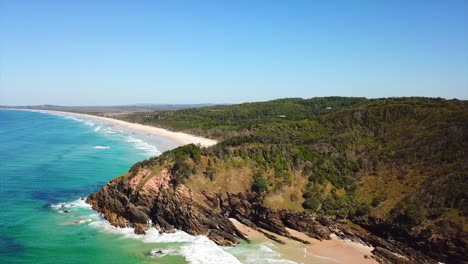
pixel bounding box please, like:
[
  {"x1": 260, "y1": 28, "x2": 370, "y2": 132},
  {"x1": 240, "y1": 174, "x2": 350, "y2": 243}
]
[
  {"x1": 231, "y1": 218, "x2": 377, "y2": 264},
  {"x1": 24, "y1": 109, "x2": 218, "y2": 147}
]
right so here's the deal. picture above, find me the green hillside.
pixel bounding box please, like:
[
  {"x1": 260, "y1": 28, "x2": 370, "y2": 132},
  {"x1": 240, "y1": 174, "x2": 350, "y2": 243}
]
[
  {"x1": 109, "y1": 97, "x2": 467, "y2": 263},
  {"x1": 119, "y1": 97, "x2": 366, "y2": 139}
]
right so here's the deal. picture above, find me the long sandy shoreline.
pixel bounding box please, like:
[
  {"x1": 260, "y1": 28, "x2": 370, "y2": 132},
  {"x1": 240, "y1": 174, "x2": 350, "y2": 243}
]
[{"x1": 15, "y1": 109, "x2": 218, "y2": 147}]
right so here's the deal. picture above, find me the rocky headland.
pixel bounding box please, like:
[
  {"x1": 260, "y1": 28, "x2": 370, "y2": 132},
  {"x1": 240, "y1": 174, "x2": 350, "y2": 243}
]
[{"x1": 88, "y1": 97, "x2": 467, "y2": 264}]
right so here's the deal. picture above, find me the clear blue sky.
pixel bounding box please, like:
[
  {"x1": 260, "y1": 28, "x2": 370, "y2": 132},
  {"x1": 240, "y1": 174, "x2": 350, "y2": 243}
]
[{"x1": 1, "y1": 0, "x2": 467, "y2": 105}]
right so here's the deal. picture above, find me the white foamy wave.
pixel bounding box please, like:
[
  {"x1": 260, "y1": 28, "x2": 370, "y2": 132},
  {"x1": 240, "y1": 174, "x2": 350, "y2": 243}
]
[
  {"x1": 47, "y1": 112, "x2": 100, "y2": 128},
  {"x1": 228, "y1": 242, "x2": 298, "y2": 264},
  {"x1": 88, "y1": 221, "x2": 198, "y2": 243},
  {"x1": 180, "y1": 236, "x2": 242, "y2": 264},
  {"x1": 62, "y1": 115, "x2": 84, "y2": 122},
  {"x1": 50, "y1": 198, "x2": 91, "y2": 210},
  {"x1": 53, "y1": 199, "x2": 304, "y2": 264},
  {"x1": 84, "y1": 120, "x2": 95, "y2": 126},
  {"x1": 148, "y1": 248, "x2": 178, "y2": 257},
  {"x1": 52, "y1": 113, "x2": 100, "y2": 128},
  {"x1": 73, "y1": 218, "x2": 94, "y2": 225},
  {"x1": 93, "y1": 146, "x2": 110, "y2": 149},
  {"x1": 88, "y1": 220, "x2": 242, "y2": 264},
  {"x1": 125, "y1": 136, "x2": 161, "y2": 156},
  {"x1": 37, "y1": 111, "x2": 164, "y2": 158}
]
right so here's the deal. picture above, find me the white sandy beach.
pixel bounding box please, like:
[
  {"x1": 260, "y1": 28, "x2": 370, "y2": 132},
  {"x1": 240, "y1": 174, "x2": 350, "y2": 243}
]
[{"x1": 20, "y1": 109, "x2": 218, "y2": 148}]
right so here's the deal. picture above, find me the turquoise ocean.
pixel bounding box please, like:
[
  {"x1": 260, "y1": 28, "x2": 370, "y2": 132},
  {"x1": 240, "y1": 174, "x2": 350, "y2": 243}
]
[{"x1": 0, "y1": 110, "x2": 308, "y2": 264}]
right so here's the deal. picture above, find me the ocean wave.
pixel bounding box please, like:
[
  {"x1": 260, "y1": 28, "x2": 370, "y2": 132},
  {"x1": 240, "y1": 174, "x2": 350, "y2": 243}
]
[
  {"x1": 103, "y1": 129, "x2": 116, "y2": 134},
  {"x1": 38, "y1": 111, "x2": 163, "y2": 157},
  {"x1": 53, "y1": 113, "x2": 98, "y2": 128},
  {"x1": 84, "y1": 121, "x2": 95, "y2": 126},
  {"x1": 93, "y1": 146, "x2": 110, "y2": 149},
  {"x1": 88, "y1": 221, "x2": 197, "y2": 243},
  {"x1": 228, "y1": 242, "x2": 298, "y2": 264},
  {"x1": 62, "y1": 115, "x2": 85, "y2": 123},
  {"x1": 50, "y1": 197, "x2": 91, "y2": 210},
  {"x1": 125, "y1": 136, "x2": 161, "y2": 156},
  {"x1": 88, "y1": 220, "x2": 243, "y2": 263},
  {"x1": 148, "y1": 248, "x2": 178, "y2": 257},
  {"x1": 50, "y1": 197, "x2": 299, "y2": 264},
  {"x1": 180, "y1": 236, "x2": 242, "y2": 264}
]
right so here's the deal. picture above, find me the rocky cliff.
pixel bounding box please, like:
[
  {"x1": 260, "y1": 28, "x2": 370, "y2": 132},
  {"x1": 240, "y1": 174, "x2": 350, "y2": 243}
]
[{"x1": 88, "y1": 163, "x2": 437, "y2": 264}]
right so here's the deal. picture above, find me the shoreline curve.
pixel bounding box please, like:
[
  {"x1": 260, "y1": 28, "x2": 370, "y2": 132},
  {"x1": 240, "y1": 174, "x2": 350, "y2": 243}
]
[{"x1": 12, "y1": 109, "x2": 218, "y2": 148}]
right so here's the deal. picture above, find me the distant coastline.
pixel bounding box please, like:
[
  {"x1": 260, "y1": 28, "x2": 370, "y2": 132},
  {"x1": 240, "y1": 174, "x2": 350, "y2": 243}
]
[{"x1": 13, "y1": 109, "x2": 218, "y2": 148}]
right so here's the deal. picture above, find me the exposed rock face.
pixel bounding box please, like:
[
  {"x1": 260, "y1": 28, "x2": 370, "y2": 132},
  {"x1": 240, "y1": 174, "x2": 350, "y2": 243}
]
[
  {"x1": 87, "y1": 169, "x2": 246, "y2": 245},
  {"x1": 87, "y1": 167, "x2": 439, "y2": 264}
]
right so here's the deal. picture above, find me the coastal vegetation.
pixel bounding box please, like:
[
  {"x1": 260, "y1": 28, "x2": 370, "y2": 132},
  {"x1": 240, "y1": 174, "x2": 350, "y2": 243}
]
[
  {"x1": 118, "y1": 97, "x2": 366, "y2": 139},
  {"x1": 92, "y1": 97, "x2": 468, "y2": 263}
]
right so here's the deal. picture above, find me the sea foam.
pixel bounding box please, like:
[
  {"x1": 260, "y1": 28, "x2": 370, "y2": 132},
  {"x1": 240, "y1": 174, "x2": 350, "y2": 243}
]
[
  {"x1": 50, "y1": 197, "x2": 301, "y2": 264},
  {"x1": 180, "y1": 236, "x2": 242, "y2": 264},
  {"x1": 88, "y1": 220, "x2": 243, "y2": 264},
  {"x1": 52, "y1": 197, "x2": 244, "y2": 264},
  {"x1": 93, "y1": 146, "x2": 110, "y2": 149},
  {"x1": 50, "y1": 198, "x2": 92, "y2": 210},
  {"x1": 125, "y1": 136, "x2": 161, "y2": 156},
  {"x1": 227, "y1": 242, "x2": 299, "y2": 264}
]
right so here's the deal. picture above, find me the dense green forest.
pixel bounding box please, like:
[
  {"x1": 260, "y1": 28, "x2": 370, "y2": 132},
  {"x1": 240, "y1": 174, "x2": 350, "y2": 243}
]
[
  {"x1": 121, "y1": 97, "x2": 467, "y2": 262},
  {"x1": 119, "y1": 97, "x2": 366, "y2": 139}
]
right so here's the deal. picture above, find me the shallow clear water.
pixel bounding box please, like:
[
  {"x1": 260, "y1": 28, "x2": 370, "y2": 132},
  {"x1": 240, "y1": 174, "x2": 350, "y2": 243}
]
[{"x1": 0, "y1": 110, "x2": 304, "y2": 264}]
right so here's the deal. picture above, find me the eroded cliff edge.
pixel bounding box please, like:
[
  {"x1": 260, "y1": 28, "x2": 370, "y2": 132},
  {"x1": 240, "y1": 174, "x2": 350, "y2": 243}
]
[{"x1": 87, "y1": 153, "x2": 439, "y2": 264}]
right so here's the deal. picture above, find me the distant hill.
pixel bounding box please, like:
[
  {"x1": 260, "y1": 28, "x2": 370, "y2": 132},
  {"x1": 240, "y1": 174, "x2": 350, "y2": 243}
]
[
  {"x1": 0, "y1": 103, "x2": 216, "y2": 114},
  {"x1": 88, "y1": 97, "x2": 467, "y2": 263}
]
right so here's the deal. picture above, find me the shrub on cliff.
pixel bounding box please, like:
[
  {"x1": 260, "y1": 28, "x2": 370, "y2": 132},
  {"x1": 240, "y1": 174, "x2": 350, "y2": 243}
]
[
  {"x1": 171, "y1": 144, "x2": 201, "y2": 162},
  {"x1": 303, "y1": 197, "x2": 320, "y2": 211},
  {"x1": 252, "y1": 174, "x2": 269, "y2": 194},
  {"x1": 396, "y1": 204, "x2": 425, "y2": 229},
  {"x1": 170, "y1": 161, "x2": 192, "y2": 185}
]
